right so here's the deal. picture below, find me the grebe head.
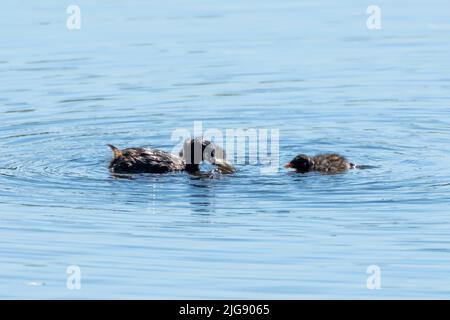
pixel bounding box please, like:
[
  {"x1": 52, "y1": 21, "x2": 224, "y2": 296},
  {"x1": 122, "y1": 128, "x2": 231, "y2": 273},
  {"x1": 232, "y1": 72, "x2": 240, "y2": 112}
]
[
  {"x1": 284, "y1": 154, "x2": 312, "y2": 172},
  {"x1": 180, "y1": 137, "x2": 235, "y2": 173}
]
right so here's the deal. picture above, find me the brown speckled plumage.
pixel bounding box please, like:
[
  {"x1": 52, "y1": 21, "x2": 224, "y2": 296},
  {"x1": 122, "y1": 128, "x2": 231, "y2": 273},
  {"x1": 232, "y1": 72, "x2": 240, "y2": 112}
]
[
  {"x1": 107, "y1": 138, "x2": 235, "y2": 174},
  {"x1": 285, "y1": 153, "x2": 354, "y2": 174},
  {"x1": 108, "y1": 145, "x2": 185, "y2": 174}
]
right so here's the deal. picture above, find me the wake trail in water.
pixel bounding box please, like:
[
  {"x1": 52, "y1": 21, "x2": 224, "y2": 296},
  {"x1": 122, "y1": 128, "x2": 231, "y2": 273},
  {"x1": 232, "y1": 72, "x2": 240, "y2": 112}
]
[{"x1": 352, "y1": 164, "x2": 379, "y2": 170}]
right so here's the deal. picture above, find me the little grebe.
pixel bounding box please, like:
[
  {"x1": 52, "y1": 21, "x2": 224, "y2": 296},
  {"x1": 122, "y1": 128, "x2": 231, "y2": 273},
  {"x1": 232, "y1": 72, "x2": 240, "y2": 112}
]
[
  {"x1": 108, "y1": 138, "x2": 235, "y2": 174},
  {"x1": 284, "y1": 153, "x2": 354, "y2": 174}
]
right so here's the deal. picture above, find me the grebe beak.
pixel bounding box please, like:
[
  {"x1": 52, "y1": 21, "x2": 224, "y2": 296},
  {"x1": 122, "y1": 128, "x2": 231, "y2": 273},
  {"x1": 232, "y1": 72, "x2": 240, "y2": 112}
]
[
  {"x1": 214, "y1": 159, "x2": 236, "y2": 174},
  {"x1": 284, "y1": 162, "x2": 293, "y2": 169}
]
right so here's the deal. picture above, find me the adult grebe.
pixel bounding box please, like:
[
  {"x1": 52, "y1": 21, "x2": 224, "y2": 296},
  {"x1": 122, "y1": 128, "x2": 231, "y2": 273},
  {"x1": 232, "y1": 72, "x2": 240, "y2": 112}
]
[{"x1": 108, "y1": 138, "x2": 235, "y2": 174}]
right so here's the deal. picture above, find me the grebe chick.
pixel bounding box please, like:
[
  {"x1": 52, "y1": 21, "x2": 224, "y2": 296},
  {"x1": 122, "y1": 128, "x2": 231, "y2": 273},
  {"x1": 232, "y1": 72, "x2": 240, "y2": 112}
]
[{"x1": 284, "y1": 153, "x2": 354, "y2": 174}]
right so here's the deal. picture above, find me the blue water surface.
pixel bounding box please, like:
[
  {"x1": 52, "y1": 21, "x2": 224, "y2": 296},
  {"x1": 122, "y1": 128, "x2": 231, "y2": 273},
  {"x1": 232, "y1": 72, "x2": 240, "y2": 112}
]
[{"x1": 1, "y1": 0, "x2": 450, "y2": 299}]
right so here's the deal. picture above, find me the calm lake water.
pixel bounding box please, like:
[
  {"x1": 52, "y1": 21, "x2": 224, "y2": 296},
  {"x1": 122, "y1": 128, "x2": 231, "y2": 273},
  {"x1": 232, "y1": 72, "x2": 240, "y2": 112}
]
[{"x1": 1, "y1": 0, "x2": 450, "y2": 299}]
